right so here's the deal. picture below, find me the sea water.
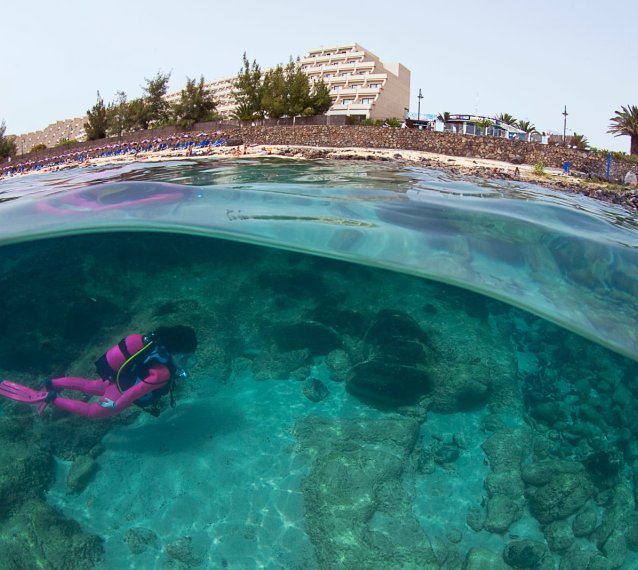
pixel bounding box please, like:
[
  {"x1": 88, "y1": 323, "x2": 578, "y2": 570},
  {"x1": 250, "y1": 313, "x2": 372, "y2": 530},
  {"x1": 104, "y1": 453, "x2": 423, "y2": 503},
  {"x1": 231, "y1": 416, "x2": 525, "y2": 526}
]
[{"x1": 0, "y1": 158, "x2": 637, "y2": 569}]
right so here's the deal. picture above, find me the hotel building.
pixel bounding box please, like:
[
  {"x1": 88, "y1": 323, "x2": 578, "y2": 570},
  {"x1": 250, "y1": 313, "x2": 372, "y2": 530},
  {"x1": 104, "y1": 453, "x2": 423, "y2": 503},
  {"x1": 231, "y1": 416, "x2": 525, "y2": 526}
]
[{"x1": 167, "y1": 43, "x2": 410, "y2": 122}]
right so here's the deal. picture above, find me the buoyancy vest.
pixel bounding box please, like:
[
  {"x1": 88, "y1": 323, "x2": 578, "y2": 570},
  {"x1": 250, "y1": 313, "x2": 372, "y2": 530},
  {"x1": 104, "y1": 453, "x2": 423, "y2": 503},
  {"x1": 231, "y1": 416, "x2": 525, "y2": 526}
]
[{"x1": 95, "y1": 334, "x2": 176, "y2": 412}]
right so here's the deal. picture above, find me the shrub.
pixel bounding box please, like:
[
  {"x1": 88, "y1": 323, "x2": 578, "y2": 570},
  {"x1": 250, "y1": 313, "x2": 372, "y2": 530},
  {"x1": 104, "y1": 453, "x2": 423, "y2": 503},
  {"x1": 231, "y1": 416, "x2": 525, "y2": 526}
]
[
  {"x1": 533, "y1": 160, "x2": 545, "y2": 175},
  {"x1": 31, "y1": 143, "x2": 47, "y2": 152}
]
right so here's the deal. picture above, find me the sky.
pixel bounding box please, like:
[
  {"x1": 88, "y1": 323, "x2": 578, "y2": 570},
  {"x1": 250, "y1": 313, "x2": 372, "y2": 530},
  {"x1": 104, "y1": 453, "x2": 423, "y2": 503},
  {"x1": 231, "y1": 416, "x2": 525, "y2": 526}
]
[{"x1": 1, "y1": 0, "x2": 636, "y2": 152}]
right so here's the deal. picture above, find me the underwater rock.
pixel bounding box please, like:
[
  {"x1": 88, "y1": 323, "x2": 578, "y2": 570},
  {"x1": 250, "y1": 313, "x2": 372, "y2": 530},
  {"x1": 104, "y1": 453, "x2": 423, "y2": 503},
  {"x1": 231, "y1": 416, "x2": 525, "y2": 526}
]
[
  {"x1": 0, "y1": 440, "x2": 53, "y2": 520},
  {"x1": 466, "y1": 507, "x2": 485, "y2": 532},
  {"x1": 364, "y1": 309, "x2": 431, "y2": 365},
  {"x1": 269, "y1": 321, "x2": 341, "y2": 355},
  {"x1": 526, "y1": 464, "x2": 593, "y2": 523},
  {"x1": 2, "y1": 499, "x2": 104, "y2": 570},
  {"x1": 325, "y1": 348, "x2": 351, "y2": 382},
  {"x1": 624, "y1": 512, "x2": 638, "y2": 551},
  {"x1": 530, "y1": 401, "x2": 568, "y2": 424},
  {"x1": 484, "y1": 471, "x2": 525, "y2": 500},
  {"x1": 583, "y1": 449, "x2": 623, "y2": 486},
  {"x1": 542, "y1": 519, "x2": 574, "y2": 553},
  {"x1": 572, "y1": 508, "x2": 598, "y2": 537},
  {"x1": 252, "y1": 348, "x2": 312, "y2": 380},
  {"x1": 502, "y1": 539, "x2": 550, "y2": 569},
  {"x1": 123, "y1": 527, "x2": 159, "y2": 555},
  {"x1": 165, "y1": 536, "x2": 203, "y2": 567},
  {"x1": 294, "y1": 416, "x2": 436, "y2": 568},
  {"x1": 463, "y1": 546, "x2": 510, "y2": 570},
  {"x1": 433, "y1": 443, "x2": 460, "y2": 465},
  {"x1": 423, "y1": 305, "x2": 518, "y2": 413},
  {"x1": 484, "y1": 494, "x2": 522, "y2": 533},
  {"x1": 311, "y1": 303, "x2": 367, "y2": 337},
  {"x1": 482, "y1": 427, "x2": 532, "y2": 474},
  {"x1": 66, "y1": 455, "x2": 99, "y2": 494},
  {"x1": 600, "y1": 527, "x2": 628, "y2": 568},
  {"x1": 303, "y1": 378, "x2": 329, "y2": 402},
  {"x1": 346, "y1": 360, "x2": 432, "y2": 408}
]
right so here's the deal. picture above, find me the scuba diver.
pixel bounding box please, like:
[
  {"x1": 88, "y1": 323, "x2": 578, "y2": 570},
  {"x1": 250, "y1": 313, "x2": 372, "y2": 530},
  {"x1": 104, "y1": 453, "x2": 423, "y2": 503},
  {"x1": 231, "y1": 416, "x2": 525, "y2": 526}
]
[{"x1": 0, "y1": 325, "x2": 197, "y2": 419}]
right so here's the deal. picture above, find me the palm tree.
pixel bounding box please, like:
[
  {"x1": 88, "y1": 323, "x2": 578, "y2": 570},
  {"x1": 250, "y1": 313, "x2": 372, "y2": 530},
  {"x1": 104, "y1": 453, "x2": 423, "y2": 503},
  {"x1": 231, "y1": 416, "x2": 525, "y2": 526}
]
[
  {"x1": 437, "y1": 111, "x2": 451, "y2": 122},
  {"x1": 570, "y1": 133, "x2": 589, "y2": 151},
  {"x1": 608, "y1": 105, "x2": 638, "y2": 155},
  {"x1": 495, "y1": 113, "x2": 517, "y2": 127},
  {"x1": 517, "y1": 120, "x2": 537, "y2": 134},
  {"x1": 232, "y1": 102, "x2": 258, "y2": 122}
]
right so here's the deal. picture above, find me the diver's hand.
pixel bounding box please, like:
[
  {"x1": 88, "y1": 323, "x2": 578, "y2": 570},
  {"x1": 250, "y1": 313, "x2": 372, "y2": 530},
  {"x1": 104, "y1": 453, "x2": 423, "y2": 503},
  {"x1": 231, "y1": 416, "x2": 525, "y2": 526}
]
[{"x1": 98, "y1": 397, "x2": 116, "y2": 409}]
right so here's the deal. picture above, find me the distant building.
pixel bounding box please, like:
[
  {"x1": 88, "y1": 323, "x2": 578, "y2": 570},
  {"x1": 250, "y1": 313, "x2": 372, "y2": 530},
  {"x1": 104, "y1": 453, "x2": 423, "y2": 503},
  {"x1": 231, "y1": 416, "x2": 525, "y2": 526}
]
[
  {"x1": 13, "y1": 117, "x2": 86, "y2": 155},
  {"x1": 166, "y1": 43, "x2": 410, "y2": 121},
  {"x1": 437, "y1": 114, "x2": 544, "y2": 143}
]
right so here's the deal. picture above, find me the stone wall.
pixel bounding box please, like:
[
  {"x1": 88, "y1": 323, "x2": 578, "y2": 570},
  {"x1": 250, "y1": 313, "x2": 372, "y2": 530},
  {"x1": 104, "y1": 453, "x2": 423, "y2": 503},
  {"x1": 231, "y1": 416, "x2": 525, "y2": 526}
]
[
  {"x1": 226, "y1": 125, "x2": 637, "y2": 182},
  {"x1": 5, "y1": 123, "x2": 637, "y2": 182}
]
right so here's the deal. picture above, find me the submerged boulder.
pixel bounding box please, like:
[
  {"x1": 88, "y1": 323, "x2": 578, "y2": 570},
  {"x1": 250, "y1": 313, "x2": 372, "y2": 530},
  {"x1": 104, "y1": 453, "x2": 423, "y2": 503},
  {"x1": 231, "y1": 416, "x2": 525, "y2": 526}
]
[
  {"x1": 269, "y1": 321, "x2": 341, "y2": 355},
  {"x1": 346, "y1": 360, "x2": 432, "y2": 408},
  {"x1": 303, "y1": 378, "x2": 329, "y2": 402}
]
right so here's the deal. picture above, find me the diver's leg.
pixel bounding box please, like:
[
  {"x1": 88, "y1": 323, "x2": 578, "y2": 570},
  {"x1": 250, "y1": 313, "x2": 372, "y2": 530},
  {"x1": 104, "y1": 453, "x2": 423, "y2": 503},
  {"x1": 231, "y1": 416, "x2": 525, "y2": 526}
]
[
  {"x1": 49, "y1": 377, "x2": 108, "y2": 396},
  {"x1": 51, "y1": 397, "x2": 116, "y2": 419}
]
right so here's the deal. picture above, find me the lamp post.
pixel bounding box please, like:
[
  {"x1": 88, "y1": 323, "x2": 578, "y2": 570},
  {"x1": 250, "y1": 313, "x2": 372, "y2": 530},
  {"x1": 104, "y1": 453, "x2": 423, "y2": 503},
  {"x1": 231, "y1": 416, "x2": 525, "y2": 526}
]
[
  {"x1": 562, "y1": 105, "x2": 568, "y2": 146},
  {"x1": 417, "y1": 88, "x2": 423, "y2": 122}
]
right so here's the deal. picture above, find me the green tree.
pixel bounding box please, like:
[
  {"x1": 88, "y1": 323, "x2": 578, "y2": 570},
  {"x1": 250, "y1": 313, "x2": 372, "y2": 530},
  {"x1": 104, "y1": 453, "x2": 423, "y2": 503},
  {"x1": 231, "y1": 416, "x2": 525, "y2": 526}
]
[
  {"x1": 143, "y1": 71, "x2": 171, "y2": 126},
  {"x1": 608, "y1": 104, "x2": 638, "y2": 155},
  {"x1": 517, "y1": 120, "x2": 537, "y2": 134},
  {"x1": 437, "y1": 111, "x2": 451, "y2": 122},
  {"x1": 171, "y1": 76, "x2": 218, "y2": 128},
  {"x1": 84, "y1": 91, "x2": 109, "y2": 140},
  {"x1": 233, "y1": 53, "x2": 265, "y2": 119},
  {"x1": 31, "y1": 143, "x2": 47, "y2": 152},
  {"x1": 495, "y1": 113, "x2": 517, "y2": 126},
  {"x1": 285, "y1": 58, "x2": 312, "y2": 117},
  {"x1": 231, "y1": 102, "x2": 259, "y2": 122},
  {"x1": 125, "y1": 98, "x2": 151, "y2": 131},
  {"x1": 107, "y1": 90, "x2": 128, "y2": 139},
  {"x1": 261, "y1": 65, "x2": 288, "y2": 118},
  {"x1": 0, "y1": 120, "x2": 17, "y2": 158},
  {"x1": 310, "y1": 78, "x2": 332, "y2": 115}
]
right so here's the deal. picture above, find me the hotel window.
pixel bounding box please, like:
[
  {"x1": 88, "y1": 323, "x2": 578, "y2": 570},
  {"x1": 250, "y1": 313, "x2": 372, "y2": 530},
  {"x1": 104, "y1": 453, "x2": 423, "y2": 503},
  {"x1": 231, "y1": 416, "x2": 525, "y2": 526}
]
[
  {"x1": 324, "y1": 74, "x2": 332, "y2": 78},
  {"x1": 368, "y1": 83, "x2": 380, "y2": 89},
  {"x1": 342, "y1": 99, "x2": 354, "y2": 105},
  {"x1": 361, "y1": 98, "x2": 373, "y2": 105},
  {"x1": 332, "y1": 85, "x2": 342, "y2": 91},
  {"x1": 341, "y1": 72, "x2": 350, "y2": 77}
]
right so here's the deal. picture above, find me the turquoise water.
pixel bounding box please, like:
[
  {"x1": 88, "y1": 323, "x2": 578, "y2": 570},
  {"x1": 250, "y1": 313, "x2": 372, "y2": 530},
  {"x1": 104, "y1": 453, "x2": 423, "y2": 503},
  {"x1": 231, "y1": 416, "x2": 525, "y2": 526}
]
[{"x1": 0, "y1": 158, "x2": 637, "y2": 569}]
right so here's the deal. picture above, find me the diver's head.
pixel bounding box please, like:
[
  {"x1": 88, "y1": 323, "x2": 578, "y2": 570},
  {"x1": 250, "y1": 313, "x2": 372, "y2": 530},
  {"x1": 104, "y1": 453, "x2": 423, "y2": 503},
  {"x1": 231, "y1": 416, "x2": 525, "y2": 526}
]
[{"x1": 153, "y1": 325, "x2": 197, "y2": 355}]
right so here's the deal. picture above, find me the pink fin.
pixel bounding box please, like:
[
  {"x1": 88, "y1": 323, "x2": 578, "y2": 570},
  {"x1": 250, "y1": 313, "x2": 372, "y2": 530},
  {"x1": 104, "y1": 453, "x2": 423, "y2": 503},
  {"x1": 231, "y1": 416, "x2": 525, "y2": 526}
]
[{"x1": 0, "y1": 381, "x2": 49, "y2": 403}]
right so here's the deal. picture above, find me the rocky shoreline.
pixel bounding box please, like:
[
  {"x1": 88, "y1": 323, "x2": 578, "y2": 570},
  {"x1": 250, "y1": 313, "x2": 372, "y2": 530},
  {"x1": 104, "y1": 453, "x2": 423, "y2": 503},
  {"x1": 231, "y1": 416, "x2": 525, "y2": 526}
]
[{"x1": 266, "y1": 144, "x2": 638, "y2": 213}]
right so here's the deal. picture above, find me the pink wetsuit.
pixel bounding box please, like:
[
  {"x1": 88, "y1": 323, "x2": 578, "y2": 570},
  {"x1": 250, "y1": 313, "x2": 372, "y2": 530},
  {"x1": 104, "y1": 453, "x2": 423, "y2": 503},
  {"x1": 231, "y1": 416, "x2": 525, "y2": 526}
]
[{"x1": 49, "y1": 334, "x2": 170, "y2": 419}]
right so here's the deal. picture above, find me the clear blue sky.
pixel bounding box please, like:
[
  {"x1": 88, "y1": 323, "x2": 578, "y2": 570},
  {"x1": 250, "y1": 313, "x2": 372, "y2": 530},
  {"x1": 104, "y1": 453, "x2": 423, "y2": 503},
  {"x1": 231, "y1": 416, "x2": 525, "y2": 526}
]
[{"x1": 1, "y1": 0, "x2": 636, "y2": 152}]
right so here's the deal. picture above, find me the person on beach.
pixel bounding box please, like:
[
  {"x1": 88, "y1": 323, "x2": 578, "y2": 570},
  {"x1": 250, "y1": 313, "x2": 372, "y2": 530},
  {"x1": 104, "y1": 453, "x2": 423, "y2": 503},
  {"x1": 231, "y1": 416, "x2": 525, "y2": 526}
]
[{"x1": 0, "y1": 325, "x2": 197, "y2": 419}]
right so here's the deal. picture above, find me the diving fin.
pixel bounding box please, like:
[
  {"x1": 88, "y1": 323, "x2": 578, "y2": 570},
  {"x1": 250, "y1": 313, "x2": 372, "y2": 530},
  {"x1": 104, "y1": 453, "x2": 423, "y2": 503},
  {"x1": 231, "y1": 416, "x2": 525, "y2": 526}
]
[{"x1": 0, "y1": 381, "x2": 50, "y2": 415}]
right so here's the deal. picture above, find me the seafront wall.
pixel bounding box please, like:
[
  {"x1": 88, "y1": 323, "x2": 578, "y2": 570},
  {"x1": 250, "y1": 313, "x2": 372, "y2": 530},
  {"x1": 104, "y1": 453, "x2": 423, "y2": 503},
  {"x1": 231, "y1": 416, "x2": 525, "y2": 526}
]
[
  {"x1": 227, "y1": 125, "x2": 636, "y2": 182},
  {"x1": 5, "y1": 123, "x2": 637, "y2": 182}
]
